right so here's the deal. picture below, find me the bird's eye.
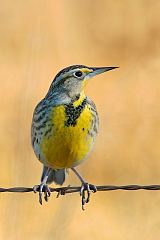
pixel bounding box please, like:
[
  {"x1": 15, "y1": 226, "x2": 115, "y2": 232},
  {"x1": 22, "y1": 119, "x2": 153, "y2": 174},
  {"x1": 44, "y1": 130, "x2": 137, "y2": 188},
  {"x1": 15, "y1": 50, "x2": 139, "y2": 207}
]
[{"x1": 74, "y1": 71, "x2": 83, "y2": 78}]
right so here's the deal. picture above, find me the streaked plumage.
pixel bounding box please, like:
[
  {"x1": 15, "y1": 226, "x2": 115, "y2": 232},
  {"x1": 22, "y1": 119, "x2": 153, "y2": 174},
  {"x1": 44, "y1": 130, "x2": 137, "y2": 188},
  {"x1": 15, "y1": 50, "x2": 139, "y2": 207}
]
[{"x1": 31, "y1": 64, "x2": 117, "y2": 209}]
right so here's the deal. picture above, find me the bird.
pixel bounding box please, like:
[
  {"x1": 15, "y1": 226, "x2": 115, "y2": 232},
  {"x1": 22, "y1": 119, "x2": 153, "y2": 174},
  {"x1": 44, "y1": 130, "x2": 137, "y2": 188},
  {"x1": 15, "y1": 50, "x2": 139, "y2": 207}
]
[{"x1": 31, "y1": 64, "x2": 117, "y2": 209}]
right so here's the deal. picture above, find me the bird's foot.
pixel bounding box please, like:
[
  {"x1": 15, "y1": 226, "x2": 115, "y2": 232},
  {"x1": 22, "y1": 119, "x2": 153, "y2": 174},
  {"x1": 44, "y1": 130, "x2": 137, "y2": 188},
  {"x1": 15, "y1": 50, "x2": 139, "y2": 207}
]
[
  {"x1": 33, "y1": 183, "x2": 51, "y2": 205},
  {"x1": 80, "y1": 182, "x2": 97, "y2": 210}
]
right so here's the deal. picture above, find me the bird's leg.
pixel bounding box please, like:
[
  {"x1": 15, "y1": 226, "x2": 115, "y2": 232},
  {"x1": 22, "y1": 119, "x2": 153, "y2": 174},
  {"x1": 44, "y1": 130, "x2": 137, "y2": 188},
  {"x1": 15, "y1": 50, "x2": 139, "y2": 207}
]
[
  {"x1": 33, "y1": 166, "x2": 52, "y2": 205},
  {"x1": 71, "y1": 167, "x2": 97, "y2": 210}
]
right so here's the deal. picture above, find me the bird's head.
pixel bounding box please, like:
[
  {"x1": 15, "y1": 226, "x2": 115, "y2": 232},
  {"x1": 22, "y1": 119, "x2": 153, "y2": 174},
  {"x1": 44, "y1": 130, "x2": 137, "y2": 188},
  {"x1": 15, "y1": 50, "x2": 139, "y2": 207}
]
[{"x1": 47, "y1": 65, "x2": 118, "y2": 100}]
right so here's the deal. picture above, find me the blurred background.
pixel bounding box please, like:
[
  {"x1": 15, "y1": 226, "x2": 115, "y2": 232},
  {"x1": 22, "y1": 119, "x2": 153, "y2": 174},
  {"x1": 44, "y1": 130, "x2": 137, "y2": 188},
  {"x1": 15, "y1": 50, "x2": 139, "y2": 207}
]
[{"x1": 1, "y1": 0, "x2": 160, "y2": 239}]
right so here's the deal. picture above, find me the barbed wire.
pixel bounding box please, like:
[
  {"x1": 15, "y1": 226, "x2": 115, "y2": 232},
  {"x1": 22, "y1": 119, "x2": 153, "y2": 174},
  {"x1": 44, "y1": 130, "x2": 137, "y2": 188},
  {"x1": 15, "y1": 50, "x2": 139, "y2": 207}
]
[{"x1": 0, "y1": 184, "x2": 160, "y2": 195}]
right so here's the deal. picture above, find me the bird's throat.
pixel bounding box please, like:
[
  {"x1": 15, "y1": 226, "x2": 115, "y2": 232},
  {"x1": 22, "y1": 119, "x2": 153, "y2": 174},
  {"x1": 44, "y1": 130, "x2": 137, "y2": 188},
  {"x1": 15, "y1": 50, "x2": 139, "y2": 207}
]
[
  {"x1": 72, "y1": 91, "x2": 86, "y2": 107},
  {"x1": 64, "y1": 92, "x2": 87, "y2": 127}
]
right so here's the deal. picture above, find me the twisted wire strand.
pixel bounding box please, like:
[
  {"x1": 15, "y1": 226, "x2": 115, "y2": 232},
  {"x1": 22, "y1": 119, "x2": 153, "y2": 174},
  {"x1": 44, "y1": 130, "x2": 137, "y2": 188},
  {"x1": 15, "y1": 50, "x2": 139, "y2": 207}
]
[{"x1": 0, "y1": 185, "x2": 160, "y2": 195}]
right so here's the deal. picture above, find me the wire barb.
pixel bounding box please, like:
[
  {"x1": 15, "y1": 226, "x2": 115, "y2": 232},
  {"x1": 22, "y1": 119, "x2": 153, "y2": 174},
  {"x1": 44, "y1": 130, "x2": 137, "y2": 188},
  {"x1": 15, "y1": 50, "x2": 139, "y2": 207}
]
[{"x1": 0, "y1": 184, "x2": 160, "y2": 195}]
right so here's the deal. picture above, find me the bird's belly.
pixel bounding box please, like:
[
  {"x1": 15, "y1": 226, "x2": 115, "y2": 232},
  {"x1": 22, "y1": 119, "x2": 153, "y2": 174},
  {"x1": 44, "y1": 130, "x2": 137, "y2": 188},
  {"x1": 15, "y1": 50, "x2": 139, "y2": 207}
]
[{"x1": 40, "y1": 105, "x2": 96, "y2": 169}]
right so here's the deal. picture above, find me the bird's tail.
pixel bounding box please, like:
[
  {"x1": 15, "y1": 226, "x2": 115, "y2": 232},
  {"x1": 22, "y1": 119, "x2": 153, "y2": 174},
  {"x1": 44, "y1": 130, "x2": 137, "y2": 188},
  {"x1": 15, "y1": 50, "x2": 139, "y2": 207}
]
[{"x1": 46, "y1": 169, "x2": 66, "y2": 185}]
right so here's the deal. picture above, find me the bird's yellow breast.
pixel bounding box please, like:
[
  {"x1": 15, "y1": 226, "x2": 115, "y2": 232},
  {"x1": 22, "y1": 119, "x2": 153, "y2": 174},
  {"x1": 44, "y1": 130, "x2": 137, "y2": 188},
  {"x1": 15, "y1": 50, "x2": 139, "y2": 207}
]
[{"x1": 40, "y1": 100, "x2": 94, "y2": 169}]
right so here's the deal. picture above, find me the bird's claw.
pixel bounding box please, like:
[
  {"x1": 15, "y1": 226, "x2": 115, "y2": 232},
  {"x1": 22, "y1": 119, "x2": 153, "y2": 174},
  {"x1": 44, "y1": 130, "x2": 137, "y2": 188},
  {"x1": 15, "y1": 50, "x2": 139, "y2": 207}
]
[
  {"x1": 80, "y1": 183, "x2": 97, "y2": 210},
  {"x1": 33, "y1": 183, "x2": 51, "y2": 205}
]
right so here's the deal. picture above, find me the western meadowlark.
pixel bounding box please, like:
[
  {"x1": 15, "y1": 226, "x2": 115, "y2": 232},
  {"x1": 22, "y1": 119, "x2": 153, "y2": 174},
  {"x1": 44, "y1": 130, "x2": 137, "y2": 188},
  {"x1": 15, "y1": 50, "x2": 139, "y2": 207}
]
[{"x1": 31, "y1": 65, "x2": 117, "y2": 209}]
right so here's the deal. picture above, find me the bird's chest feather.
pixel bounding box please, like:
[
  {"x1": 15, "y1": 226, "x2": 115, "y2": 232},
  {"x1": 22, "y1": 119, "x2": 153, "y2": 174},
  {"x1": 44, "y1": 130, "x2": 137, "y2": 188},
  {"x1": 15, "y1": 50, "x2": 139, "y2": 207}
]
[{"x1": 40, "y1": 101, "x2": 95, "y2": 168}]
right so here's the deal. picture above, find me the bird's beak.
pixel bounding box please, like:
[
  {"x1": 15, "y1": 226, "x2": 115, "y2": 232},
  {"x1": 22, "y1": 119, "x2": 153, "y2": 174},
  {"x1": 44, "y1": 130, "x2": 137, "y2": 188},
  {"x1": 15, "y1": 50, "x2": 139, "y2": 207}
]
[{"x1": 86, "y1": 66, "x2": 118, "y2": 79}]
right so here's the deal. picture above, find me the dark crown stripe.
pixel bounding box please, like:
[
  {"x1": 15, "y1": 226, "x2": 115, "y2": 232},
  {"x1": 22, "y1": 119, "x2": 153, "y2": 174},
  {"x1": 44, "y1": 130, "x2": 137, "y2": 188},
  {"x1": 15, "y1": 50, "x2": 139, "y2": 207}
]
[{"x1": 55, "y1": 65, "x2": 88, "y2": 79}]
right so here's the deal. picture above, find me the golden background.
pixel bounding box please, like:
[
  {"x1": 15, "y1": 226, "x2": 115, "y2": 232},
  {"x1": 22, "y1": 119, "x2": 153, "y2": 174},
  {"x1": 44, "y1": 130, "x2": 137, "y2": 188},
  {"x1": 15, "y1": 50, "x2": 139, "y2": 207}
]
[{"x1": 1, "y1": 1, "x2": 160, "y2": 239}]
